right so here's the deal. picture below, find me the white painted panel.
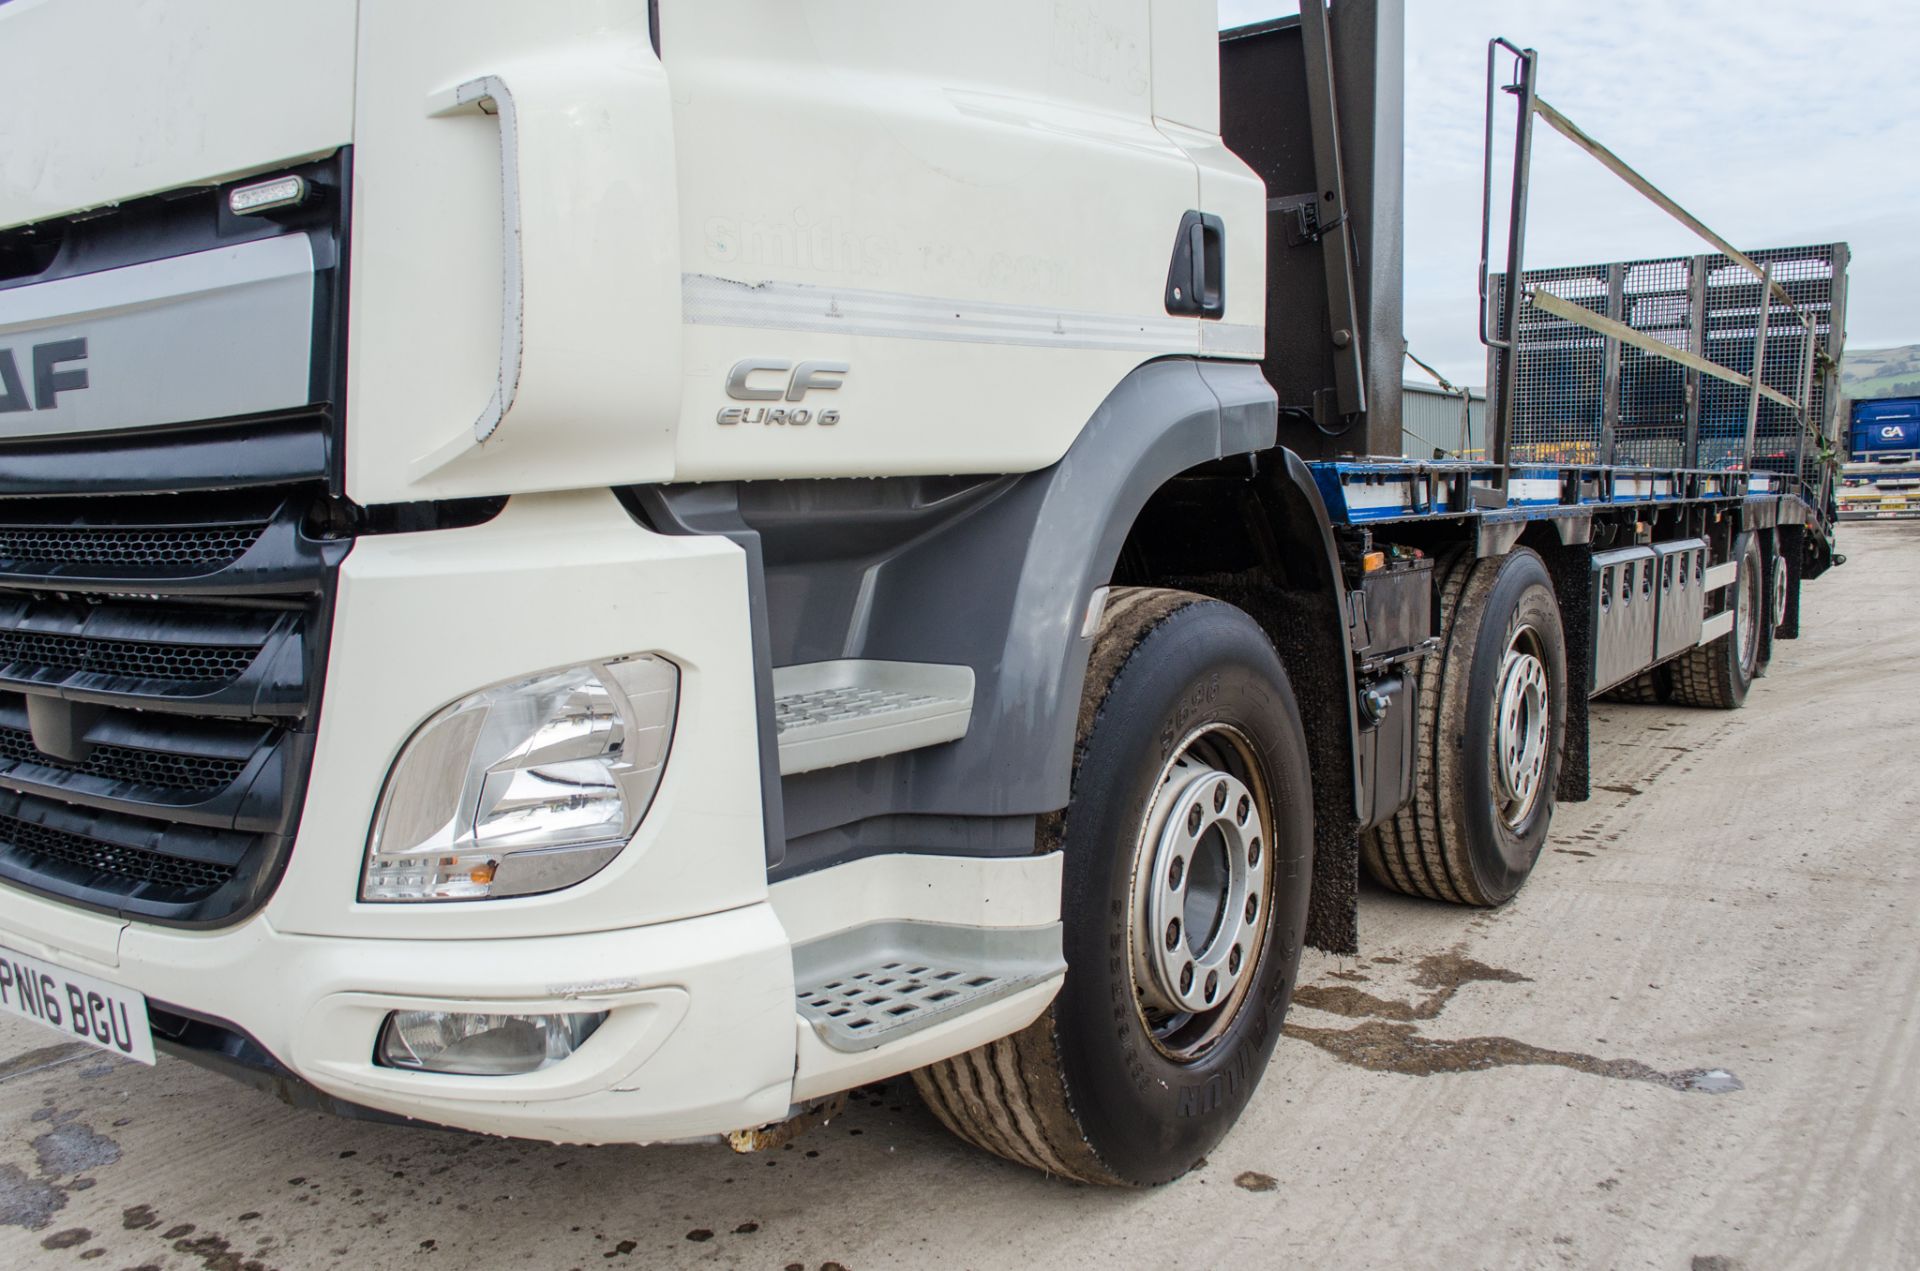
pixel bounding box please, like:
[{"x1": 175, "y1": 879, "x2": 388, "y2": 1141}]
[
  {"x1": 1151, "y1": 0, "x2": 1224, "y2": 132},
  {"x1": 0, "y1": 0, "x2": 356, "y2": 228},
  {"x1": 665, "y1": 0, "x2": 1204, "y2": 482}
]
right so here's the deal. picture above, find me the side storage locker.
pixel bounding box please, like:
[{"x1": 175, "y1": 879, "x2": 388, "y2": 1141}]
[
  {"x1": 1652, "y1": 538, "x2": 1708, "y2": 661},
  {"x1": 1591, "y1": 545, "x2": 1657, "y2": 693}
]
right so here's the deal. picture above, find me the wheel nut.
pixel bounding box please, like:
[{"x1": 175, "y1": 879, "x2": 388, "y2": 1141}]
[
  {"x1": 1213, "y1": 782, "x2": 1227, "y2": 812},
  {"x1": 1248, "y1": 836, "x2": 1262, "y2": 867},
  {"x1": 1229, "y1": 945, "x2": 1242, "y2": 973},
  {"x1": 1237, "y1": 795, "x2": 1250, "y2": 824},
  {"x1": 1166, "y1": 918, "x2": 1181, "y2": 951},
  {"x1": 1186, "y1": 806, "x2": 1202, "y2": 835},
  {"x1": 1204, "y1": 970, "x2": 1219, "y2": 1001},
  {"x1": 1179, "y1": 963, "x2": 1194, "y2": 994},
  {"x1": 1245, "y1": 894, "x2": 1258, "y2": 923},
  {"x1": 1168, "y1": 856, "x2": 1185, "y2": 890}
]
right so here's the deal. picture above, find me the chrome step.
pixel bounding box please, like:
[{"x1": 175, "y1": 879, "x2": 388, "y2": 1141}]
[
  {"x1": 792, "y1": 920, "x2": 1063, "y2": 1053},
  {"x1": 771, "y1": 659, "x2": 974, "y2": 775}
]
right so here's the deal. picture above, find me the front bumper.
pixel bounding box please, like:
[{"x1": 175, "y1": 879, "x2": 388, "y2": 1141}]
[
  {"x1": 0, "y1": 886, "x2": 796, "y2": 1143},
  {"x1": 0, "y1": 485, "x2": 806, "y2": 1142}
]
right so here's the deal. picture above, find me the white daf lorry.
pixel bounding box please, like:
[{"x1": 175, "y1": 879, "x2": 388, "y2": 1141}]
[{"x1": 0, "y1": 0, "x2": 1845, "y2": 1185}]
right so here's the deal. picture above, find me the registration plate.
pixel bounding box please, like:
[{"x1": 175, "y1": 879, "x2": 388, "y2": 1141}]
[{"x1": 0, "y1": 944, "x2": 155, "y2": 1064}]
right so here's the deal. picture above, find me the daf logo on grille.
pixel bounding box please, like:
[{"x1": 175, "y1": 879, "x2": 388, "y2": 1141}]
[{"x1": 0, "y1": 338, "x2": 89, "y2": 413}]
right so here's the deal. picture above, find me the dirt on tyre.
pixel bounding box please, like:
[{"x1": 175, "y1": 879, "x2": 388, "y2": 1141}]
[
  {"x1": 1361, "y1": 546, "x2": 1567, "y2": 906},
  {"x1": 912, "y1": 588, "x2": 1314, "y2": 1186},
  {"x1": 1669, "y1": 533, "x2": 1761, "y2": 709}
]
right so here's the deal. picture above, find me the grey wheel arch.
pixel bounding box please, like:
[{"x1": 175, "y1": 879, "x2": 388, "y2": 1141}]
[{"x1": 633, "y1": 358, "x2": 1363, "y2": 898}]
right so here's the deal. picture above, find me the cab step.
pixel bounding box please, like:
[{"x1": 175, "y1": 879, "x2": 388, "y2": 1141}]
[
  {"x1": 792, "y1": 920, "x2": 1063, "y2": 1053},
  {"x1": 771, "y1": 659, "x2": 974, "y2": 775}
]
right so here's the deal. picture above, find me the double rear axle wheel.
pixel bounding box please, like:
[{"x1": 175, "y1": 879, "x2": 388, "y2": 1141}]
[{"x1": 1363, "y1": 546, "x2": 1568, "y2": 906}]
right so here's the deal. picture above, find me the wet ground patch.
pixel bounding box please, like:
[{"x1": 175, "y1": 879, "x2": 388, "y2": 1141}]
[
  {"x1": 1285, "y1": 1019, "x2": 1742, "y2": 1094},
  {"x1": 1291, "y1": 950, "x2": 1530, "y2": 1022}
]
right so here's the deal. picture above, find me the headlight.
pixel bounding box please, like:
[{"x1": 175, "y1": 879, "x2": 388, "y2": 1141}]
[{"x1": 363, "y1": 656, "x2": 678, "y2": 902}]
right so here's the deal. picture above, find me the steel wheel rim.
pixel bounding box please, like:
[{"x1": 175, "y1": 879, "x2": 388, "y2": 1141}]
[
  {"x1": 1128, "y1": 722, "x2": 1275, "y2": 1063},
  {"x1": 1492, "y1": 622, "x2": 1550, "y2": 828},
  {"x1": 1736, "y1": 551, "x2": 1760, "y2": 675}
]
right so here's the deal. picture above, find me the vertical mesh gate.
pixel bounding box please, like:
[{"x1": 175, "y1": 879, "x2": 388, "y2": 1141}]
[{"x1": 1490, "y1": 242, "x2": 1845, "y2": 492}]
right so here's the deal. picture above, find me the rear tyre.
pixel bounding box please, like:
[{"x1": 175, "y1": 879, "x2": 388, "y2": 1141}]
[
  {"x1": 1601, "y1": 665, "x2": 1670, "y2": 705},
  {"x1": 1670, "y1": 534, "x2": 1761, "y2": 710},
  {"x1": 1361, "y1": 546, "x2": 1567, "y2": 906},
  {"x1": 912, "y1": 588, "x2": 1313, "y2": 1186}
]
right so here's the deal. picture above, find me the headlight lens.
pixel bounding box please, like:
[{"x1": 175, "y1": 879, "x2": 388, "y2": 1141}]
[{"x1": 363, "y1": 656, "x2": 678, "y2": 902}]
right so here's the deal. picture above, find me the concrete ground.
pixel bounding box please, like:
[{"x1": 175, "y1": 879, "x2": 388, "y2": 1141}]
[{"x1": 2, "y1": 524, "x2": 1915, "y2": 1271}]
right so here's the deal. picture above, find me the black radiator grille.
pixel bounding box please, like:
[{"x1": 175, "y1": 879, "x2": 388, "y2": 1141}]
[
  {"x1": 0, "y1": 629, "x2": 262, "y2": 684},
  {"x1": 0, "y1": 470, "x2": 344, "y2": 924},
  {"x1": 0, "y1": 151, "x2": 350, "y2": 926},
  {"x1": 0, "y1": 522, "x2": 267, "y2": 572},
  {"x1": 0, "y1": 812, "x2": 237, "y2": 895},
  {"x1": 0, "y1": 725, "x2": 249, "y2": 795}
]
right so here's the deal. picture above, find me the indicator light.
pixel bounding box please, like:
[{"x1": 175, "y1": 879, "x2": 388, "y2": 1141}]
[{"x1": 228, "y1": 175, "x2": 308, "y2": 216}]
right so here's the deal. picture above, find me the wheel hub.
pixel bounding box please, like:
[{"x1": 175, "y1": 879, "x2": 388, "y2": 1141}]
[
  {"x1": 1137, "y1": 754, "x2": 1268, "y2": 1017},
  {"x1": 1493, "y1": 632, "x2": 1549, "y2": 827}
]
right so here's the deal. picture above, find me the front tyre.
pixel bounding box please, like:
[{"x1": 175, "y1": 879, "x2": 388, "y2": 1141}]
[{"x1": 912, "y1": 588, "x2": 1314, "y2": 1186}]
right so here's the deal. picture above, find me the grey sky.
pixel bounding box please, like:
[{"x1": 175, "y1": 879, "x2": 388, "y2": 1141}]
[{"x1": 1219, "y1": 1, "x2": 1920, "y2": 388}]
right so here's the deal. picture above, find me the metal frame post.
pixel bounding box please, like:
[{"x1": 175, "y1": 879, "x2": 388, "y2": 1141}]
[
  {"x1": 1479, "y1": 39, "x2": 1536, "y2": 491},
  {"x1": 1601, "y1": 261, "x2": 1624, "y2": 467},
  {"x1": 1298, "y1": 0, "x2": 1367, "y2": 418},
  {"x1": 1741, "y1": 261, "x2": 1773, "y2": 471},
  {"x1": 1793, "y1": 310, "x2": 1817, "y2": 492},
  {"x1": 1682, "y1": 255, "x2": 1707, "y2": 469}
]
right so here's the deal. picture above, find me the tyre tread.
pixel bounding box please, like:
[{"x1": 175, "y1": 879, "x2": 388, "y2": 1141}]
[
  {"x1": 1361, "y1": 546, "x2": 1487, "y2": 903},
  {"x1": 910, "y1": 586, "x2": 1206, "y2": 1187}
]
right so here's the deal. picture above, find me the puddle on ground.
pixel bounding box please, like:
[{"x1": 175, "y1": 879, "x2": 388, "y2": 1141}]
[
  {"x1": 1285, "y1": 1019, "x2": 1742, "y2": 1094},
  {"x1": 1292, "y1": 950, "x2": 1531, "y2": 1022},
  {"x1": 0, "y1": 1163, "x2": 67, "y2": 1230},
  {"x1": 33, "y1": 1121, "x2": 122, "y2": 1176}
]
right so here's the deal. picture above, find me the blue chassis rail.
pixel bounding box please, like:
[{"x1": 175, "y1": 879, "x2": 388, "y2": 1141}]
[{"x1": 1308, "y1": 459, "x2": 1823, "y2": 533}]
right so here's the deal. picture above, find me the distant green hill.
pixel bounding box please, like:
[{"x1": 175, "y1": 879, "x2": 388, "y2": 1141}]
[{"x1": 1844, "y1": 345, "x2": 1920, "y2": 400}]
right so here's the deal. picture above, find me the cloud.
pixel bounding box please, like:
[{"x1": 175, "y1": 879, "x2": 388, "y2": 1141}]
[{"x1": 1221, "y1": 1, "x2": 1920, "y2": 385}]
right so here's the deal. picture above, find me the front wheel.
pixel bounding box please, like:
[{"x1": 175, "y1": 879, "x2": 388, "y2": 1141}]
[{"x1": 912, "y1": 588, "x2": 1314, "y2": 1186}]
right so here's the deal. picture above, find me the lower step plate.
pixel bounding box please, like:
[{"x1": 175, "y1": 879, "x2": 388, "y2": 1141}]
[
  {"x1": 792, "y1": 920, "x2": 1063, "y2": 1053},
  {"x1": 772, "y1": 659, "x2": 974, "y2": 775}
]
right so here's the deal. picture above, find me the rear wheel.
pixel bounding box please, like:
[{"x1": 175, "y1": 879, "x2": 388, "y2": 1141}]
[
  {"x1": 912, "y1": 588, "x2": 1313, "y2": 1186},
  {"x1": 1670, "y1": 534, "x2": 1761, "y2": 709},
  {"x1": 1362, "y1": 546, "x2": 1567, "y2": 906},
  {"x1": 1601, "y1": 666, "x2": 1670, "y2": 704}
]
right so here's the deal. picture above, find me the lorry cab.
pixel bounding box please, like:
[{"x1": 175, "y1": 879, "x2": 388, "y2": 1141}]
[{"x1": 1850, "y1": 397, "x2": 1920, "y2": 464}]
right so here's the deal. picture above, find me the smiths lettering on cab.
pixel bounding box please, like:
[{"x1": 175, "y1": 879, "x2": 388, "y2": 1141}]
[
  {"x1": 0, "y1": 337, "x2": 89, "y2": 412},
  {"x1": 718, "y1": 358, "x2": 845, "y2": 427}
]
